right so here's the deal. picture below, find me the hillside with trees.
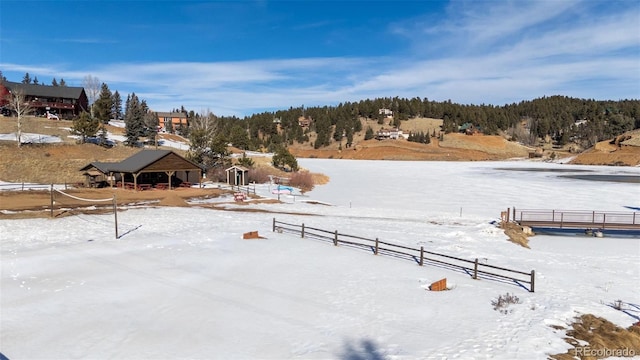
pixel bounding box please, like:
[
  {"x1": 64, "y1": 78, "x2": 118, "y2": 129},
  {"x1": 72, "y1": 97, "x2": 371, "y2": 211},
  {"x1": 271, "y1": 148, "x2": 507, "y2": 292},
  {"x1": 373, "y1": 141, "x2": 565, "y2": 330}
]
[{"x1": 4, "y1": 72, "x2": 639, "y2": 168}]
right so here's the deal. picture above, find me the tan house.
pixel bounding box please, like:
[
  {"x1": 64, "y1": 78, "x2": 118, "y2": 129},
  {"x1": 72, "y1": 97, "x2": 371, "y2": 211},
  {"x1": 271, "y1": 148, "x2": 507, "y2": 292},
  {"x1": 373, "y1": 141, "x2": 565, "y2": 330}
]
[
  {"x1": 298, "y1": 116, "x2": 312, "y2": 128},
  {"x1": 157, "y1": 112, "x2": 188, "y2": 131}
]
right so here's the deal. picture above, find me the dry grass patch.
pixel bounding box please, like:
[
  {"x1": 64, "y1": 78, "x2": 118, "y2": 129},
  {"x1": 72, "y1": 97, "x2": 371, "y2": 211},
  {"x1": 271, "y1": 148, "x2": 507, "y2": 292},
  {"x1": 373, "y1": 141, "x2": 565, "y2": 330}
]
[
  {"x1": 500, "y1": 221, "x2": 531, "y2": 248},
  {"x1": 0, "y1": 187, "x2": 229, "y2": 219},
  {"x1": 0, "y1": 142, "x2": 140, "y2": 184},
  {"x1": 551, "y1": 314, "x2": 640, "y2": 359}
]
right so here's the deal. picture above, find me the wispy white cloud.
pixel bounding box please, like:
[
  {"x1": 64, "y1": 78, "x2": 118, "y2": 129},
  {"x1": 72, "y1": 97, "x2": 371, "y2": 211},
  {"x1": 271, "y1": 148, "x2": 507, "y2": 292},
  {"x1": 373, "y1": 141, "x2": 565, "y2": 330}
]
[{"x1": 2, "y1": 1, "x2": 638, "y2": 116}]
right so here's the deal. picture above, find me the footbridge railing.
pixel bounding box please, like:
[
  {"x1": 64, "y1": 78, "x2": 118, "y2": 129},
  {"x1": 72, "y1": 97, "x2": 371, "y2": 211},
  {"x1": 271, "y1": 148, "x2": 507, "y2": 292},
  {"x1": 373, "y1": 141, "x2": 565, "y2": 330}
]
[{"x1": 513, "y1": 208, "x2": 640, "y2": 230}]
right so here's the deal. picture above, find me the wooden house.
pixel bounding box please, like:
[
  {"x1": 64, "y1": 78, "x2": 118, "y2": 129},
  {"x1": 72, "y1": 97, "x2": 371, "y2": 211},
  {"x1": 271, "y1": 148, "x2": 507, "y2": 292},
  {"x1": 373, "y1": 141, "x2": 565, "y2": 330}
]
[{"x1": 0, "y1": 80, "x2": 89, "y2": 119}]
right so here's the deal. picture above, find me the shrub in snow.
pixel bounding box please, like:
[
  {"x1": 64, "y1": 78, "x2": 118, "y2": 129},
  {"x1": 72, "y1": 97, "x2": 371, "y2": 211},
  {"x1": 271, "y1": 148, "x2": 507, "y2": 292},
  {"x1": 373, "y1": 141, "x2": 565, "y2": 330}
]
[
  {"x1": 248, "y1": 167, "x2": 270, "y2": 183},
  {"x1": 289, "y1": 171, "x2": 315, "y2": 193},
  {"x1": 492, "y1": 292, "x2": 521, "y2": 314},
  {"x1": 612, "y1": 299, "x2": 624, "y2": 311}
]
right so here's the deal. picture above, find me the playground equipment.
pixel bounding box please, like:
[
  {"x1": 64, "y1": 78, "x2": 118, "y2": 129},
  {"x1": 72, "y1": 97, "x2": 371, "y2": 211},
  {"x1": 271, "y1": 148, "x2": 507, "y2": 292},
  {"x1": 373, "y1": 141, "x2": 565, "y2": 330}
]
[{"x1": 272, "y1": 185, "x2": 294, "y2": 194}]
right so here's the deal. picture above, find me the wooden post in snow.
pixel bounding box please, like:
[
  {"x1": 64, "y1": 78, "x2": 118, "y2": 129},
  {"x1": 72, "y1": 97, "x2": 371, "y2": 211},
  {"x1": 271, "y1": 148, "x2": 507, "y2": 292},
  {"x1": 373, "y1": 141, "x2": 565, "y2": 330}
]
[
  {"x1": 530, "y1": 270, "x2": 535, "y2": 293},
  {"x1": 50, "y1": 184, "x2": 54, "y2": 218},
  {"x1": 113, "y1": 195, "x2": 118, "y2": 239},
  {"x1": 473, "y1": 258, "x2": 479, "y2": 280}
]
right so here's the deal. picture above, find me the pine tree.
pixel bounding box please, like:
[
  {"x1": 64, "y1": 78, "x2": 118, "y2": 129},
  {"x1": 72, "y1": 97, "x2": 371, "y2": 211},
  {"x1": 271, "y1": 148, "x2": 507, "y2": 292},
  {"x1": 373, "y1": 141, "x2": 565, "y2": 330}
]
[
  {"x1": 111, "y1": 91, "x2": 123, "y2": 120},
  {"x1": 51, "y1": 78, "x2": 58, "y2": 86},
  {"x1": 59, "y1": 78, "x2": 67, "y2": 86},
  {"x1": 71, "y1": 111, "x2": 100, "y2": 143},
  {"x1": 272, "y1": 146, "x2": 298, "y2": 171},
  {"x1": 364, "y1": 126, "x2": 374, "y2": 140},
  {"x1": 124, "y1": 93, "x2": 145, "y2": 146},
  {"x1": 0, "y1": 70, "x2": 6, "y2": 82},
  {"x1": 22, "y1": 73, "x2": 31, "y2": 84},
  {"x1": 33, "y1": 77, "x2": 39, "y2": 85},
  {"x1": 94, "y1": 83, "x2": 113, "y2": 123}
]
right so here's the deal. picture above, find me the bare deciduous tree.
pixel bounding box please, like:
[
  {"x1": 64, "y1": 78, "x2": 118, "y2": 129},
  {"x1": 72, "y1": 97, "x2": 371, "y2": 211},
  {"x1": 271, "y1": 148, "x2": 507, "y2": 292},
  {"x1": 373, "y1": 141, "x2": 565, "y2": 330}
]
[
  {"x1": 82, "y1": 75, "x2": 100, "y2": 118},
  {"x1": 4, "y1": 89, "x2": 34, "y2": 147},
  {"x1": 191, "y1": 109, "x2": 219, "y2": 138}
]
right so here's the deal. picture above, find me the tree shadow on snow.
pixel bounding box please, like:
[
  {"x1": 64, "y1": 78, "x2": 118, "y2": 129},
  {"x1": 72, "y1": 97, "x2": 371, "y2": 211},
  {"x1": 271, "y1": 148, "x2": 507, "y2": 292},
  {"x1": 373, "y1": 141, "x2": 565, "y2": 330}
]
[{"x1": 339, "y1": 339, "x2": 386, "y2": 360}]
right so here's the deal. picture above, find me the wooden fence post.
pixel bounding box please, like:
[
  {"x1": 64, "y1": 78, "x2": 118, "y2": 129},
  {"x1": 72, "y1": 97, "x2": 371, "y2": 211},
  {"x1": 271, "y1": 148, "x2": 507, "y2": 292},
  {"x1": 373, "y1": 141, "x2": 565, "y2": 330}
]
[
  {"x1": 272, "y1": 218, "x2": 276, "y2": 232},
  {"x1": 374, "y1": 238, "x2": 379, "y2": 255},
  {"x1": 301, "y1": 223, "x2": 305, "y2": 238},
  {"x1": 113, "y1": 195, "x2": 118, "y2": 239},
  {"x1": 420, "y1": 246, "x2": 424, "y2": 266},
  {"x1": 506, "y1": 207, "x2": 510, "y2": 223},
  {"x1": 333, "y1": 230, "x2": 338, "y2": 246},
  {"x1": 50, "y1": 184, "x2": 54, "y2": 218},
  {"x1": 473, "y1": 258, "x2": 478, "y2": 279},
  {"x1": 530, "y1": 270, "x2": 535, "y2": 292}
]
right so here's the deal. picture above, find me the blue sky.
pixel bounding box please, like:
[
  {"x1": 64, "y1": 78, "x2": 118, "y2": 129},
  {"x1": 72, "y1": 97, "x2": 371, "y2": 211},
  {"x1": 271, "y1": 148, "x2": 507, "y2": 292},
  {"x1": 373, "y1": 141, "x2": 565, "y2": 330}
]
[{"x1": 1, "y1": 0, "x2": 638, "y2": 117}]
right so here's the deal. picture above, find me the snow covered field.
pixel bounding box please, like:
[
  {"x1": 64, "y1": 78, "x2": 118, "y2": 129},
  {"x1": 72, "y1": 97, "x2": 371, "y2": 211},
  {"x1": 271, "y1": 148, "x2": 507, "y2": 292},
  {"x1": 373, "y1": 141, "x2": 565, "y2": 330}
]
[{"x1": 1, "y1": 160, "x2": 639, "y2": 359}]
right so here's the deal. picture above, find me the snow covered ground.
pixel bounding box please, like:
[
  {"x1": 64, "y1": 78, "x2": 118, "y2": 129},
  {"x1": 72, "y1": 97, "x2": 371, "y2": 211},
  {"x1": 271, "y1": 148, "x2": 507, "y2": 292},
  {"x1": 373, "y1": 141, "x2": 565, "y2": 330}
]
[
  {"x1": 0, "y1": 120, "x2": 191, "y2": 151},
  {"x1": 1, "y1": 160, "x2": 639, "y2": 359}
]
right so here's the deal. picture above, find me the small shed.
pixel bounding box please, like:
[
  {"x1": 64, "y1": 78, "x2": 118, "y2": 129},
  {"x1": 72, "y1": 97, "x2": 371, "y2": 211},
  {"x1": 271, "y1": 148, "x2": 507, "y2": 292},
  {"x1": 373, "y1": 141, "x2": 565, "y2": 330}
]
[{"x1": 226, "y1": 165, "x2": 249, "y2": 186}]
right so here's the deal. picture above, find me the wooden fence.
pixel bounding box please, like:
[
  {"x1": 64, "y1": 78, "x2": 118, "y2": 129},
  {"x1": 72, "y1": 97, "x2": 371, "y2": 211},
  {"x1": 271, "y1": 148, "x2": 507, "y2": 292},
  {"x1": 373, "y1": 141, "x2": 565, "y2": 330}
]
[
  {"x1": 0, "y1": 182, "x2": 71, "y2": 191},
  {"x1": 272, "y1": 218, "x2": 535, "y2": 292},
  {"x1": 215, "y1": 183, "x2": 257, "y2": 195}
]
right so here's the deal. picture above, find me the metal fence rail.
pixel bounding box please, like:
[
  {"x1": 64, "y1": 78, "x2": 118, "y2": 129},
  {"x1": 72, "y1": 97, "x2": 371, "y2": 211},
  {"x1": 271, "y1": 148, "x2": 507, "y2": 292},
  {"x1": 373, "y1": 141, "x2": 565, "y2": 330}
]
[{"x1": 514, "y1": 208, "x2": 639, "y2": 229}]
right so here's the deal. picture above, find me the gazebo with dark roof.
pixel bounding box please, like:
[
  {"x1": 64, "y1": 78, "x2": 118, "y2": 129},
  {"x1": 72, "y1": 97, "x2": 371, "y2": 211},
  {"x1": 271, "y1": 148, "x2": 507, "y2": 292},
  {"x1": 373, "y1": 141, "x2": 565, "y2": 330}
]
[{"x1": 80, "y1": 150, "x2": 203, "y2": 190}]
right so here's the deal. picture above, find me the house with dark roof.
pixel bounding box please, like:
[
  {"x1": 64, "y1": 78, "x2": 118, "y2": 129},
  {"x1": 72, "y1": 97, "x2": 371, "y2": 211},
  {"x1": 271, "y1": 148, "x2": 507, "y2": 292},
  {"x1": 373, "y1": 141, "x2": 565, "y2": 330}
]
[
  {"x1": 458, "y1": 122, "x2": 481, "y2": 135},
  {"x1": 0, "y1": 81, "x2": 89, "y2": 119},
  {"x1": 80, "y1": 150, "x2": 203, "y2": 190},
  {"x1": 156, "y1": 112, "x2": 188, "y2": 132}
]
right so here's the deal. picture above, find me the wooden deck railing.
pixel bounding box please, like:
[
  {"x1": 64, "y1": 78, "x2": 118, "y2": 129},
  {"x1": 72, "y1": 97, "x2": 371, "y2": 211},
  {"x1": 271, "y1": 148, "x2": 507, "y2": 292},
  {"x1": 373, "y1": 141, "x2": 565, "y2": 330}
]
[{"x1": 272, "y1": 218, "x2": 535, "y2": 292}]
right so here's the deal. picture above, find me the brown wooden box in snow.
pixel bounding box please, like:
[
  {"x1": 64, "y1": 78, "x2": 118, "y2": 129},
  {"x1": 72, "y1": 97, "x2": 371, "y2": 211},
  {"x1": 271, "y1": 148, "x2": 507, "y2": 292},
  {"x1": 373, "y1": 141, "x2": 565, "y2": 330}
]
[
  {"x1": 429, "y1": 278, "x2": 447, "y2": 291},
  {"x1": 243, "y1": 231, "x2": 263, "y2": 240}
]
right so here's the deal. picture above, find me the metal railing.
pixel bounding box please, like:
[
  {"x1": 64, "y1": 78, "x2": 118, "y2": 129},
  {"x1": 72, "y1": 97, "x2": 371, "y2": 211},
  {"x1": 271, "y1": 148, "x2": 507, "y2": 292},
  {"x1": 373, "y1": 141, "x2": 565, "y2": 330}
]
[{"x1": 514, "y1": 208, "x2": 639, "y2": 229}]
